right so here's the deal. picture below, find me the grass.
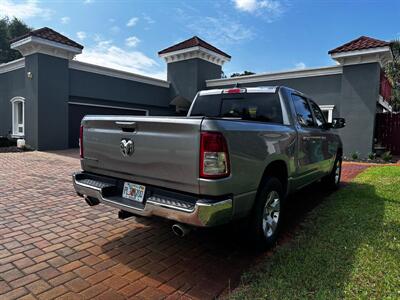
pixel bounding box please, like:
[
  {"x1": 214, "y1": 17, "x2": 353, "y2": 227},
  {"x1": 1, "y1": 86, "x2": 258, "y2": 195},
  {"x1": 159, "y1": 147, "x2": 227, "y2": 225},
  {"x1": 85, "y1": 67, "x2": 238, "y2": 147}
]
[{"x1": 231, "y1": 166, "x2": 400, "y2": 300}]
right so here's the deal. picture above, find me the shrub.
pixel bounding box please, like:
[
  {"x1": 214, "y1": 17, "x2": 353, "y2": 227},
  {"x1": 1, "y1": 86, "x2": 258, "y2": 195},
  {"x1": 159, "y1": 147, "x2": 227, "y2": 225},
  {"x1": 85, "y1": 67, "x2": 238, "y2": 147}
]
[
  {"x1": 0, "y1": 137, "x2": 16, "y2": 148},
  {"x1": 351, "y1": 151, "x2": 359, "y2": 160},
  {"x1": 382, "y1": 151, "x2": 393, "y2": 162},
  {"x1": 368, "y1": 152, "x2": 376, "y2": 160}
]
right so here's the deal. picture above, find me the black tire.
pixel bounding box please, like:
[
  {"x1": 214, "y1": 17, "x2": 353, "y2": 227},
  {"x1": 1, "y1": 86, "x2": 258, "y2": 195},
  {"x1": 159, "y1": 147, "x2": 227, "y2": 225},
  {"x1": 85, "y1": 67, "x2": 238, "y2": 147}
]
[
  {"x1": 250, "y1": 177, "x2": 285, "y2": 250},
  {"x1": 322, "y1": 155, "x2": 342, "y2": 190}
]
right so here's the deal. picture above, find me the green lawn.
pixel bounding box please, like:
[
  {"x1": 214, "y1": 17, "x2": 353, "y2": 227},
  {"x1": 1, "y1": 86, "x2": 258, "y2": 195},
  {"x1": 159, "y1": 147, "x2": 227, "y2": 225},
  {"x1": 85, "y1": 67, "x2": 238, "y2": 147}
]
[{"x1": 231, "y1": 166, "x2": 400, "y2": 300}]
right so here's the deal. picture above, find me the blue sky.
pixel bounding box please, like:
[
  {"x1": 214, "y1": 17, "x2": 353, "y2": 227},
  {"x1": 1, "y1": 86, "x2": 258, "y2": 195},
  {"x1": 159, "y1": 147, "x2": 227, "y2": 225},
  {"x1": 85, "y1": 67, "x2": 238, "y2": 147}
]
[{"x1": 1, "y1": 0, "x2": 400, "y2": 79}]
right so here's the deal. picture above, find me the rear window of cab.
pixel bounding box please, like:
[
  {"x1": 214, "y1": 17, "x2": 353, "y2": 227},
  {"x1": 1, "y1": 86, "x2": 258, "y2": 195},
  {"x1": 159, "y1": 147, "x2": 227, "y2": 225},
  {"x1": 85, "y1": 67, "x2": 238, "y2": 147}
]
[{"x1": 190, "y1": 93, "x2": 283, "y2": 124}]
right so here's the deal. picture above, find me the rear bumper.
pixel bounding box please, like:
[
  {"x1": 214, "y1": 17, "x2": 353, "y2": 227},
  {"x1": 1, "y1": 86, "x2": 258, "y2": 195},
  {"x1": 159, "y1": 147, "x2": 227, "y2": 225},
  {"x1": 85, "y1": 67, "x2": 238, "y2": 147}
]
[{"x1": 72, "y1": 172, "x2": 233, "y2": 227}]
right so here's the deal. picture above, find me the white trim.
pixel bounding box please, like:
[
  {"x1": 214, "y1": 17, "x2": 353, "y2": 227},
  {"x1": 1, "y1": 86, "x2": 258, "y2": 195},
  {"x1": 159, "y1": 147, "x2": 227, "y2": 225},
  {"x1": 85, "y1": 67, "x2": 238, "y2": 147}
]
[
  {"x1": 10, "y1": 97, "x2": 25, "y2": 138},
  {"x1": 11, "y1": 36, "x2": 82, "y2": 60},
  {"x1": 69, "y1": 60, "x2": 169, "y2": 88},
  {"x1": 319, "y1": 105, "x2": 335, "y2": 123},
  {"x1": 206, "y1": 66, "x2": 343, "y2": 87},
  {"x1": 246, "y1": 87, "x2": 278, "y2": 93},
  {"x1": 330, "y1": 46, "x2": 391, "y2": 59},
  {"x1": 0, "y1": 58, "x2": 25, "y2": 74},
  {"x1": 198, "y1": 89, "x2": 224, "y2": 96},
  {"x1": 330, "y1": 46, "x2": 392, "y2": 67},
  {"x1": 68, "y1": 101, "x2": 149, "y2": 115},
  {"x1": 159, "y1": 46, "x2": 230, "y2": 66},
  {"x1": 378, "y1": 95, "x2": 393, "y2": 112}
]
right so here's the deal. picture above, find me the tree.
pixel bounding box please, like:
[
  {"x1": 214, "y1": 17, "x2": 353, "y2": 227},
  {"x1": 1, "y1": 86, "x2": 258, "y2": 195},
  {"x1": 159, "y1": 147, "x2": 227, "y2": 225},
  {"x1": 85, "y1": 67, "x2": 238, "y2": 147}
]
[
  {"x1": 385, "y1": 40, "x2": 400, "y2": 112},
  {"x1": 0, "y1": 17, "x2": 32, "y2": 64},
  {"x1": 230, "y1": 70, "x2": 255, "y2": 78}
]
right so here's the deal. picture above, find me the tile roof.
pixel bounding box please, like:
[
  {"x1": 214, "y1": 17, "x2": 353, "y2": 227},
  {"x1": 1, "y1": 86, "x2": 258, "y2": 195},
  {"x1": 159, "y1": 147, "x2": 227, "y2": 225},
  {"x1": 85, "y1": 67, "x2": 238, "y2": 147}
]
[
  {"x1": 158, "y1": 36, "x2": 231, "y2": 58},
  {"x1": 11, "y1": 27, "x2": 84, "y2": 50},
  {"x1": 328, "y1": 36, "x2": 389, "y2": 54}
]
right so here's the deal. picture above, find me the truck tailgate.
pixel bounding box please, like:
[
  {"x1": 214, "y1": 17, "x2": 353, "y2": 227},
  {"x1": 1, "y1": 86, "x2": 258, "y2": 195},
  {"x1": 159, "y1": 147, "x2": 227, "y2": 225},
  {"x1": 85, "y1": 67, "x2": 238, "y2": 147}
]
[{"x1": 81, "y1": 116, "x2": 203, "y2": 194}]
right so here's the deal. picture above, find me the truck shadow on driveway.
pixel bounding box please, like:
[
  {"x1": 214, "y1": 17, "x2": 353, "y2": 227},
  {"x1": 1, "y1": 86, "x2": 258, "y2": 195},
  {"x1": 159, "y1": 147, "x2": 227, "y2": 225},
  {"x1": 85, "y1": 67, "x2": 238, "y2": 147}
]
[{"x1": 101, "y1": 180, "x2": 377, "y2": 299}]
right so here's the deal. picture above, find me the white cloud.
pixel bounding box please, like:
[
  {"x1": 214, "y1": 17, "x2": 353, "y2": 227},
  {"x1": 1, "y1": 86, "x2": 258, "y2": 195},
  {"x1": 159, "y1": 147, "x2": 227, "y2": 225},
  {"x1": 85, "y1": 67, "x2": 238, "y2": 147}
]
[
  {"x1": 83, "y1": 0, "x2": 94, "y2": 4},
  {"x1": 75, "y1": 39, "x2": 166, "y2": 80},
  {"x1": 176, "y1": 9, "x2": 253, "y2": 46},
  {"x1": 61, "y1": 16, "x2": 70, "y2": 24},
  {"x1": 143, "y1": 14, "x2": 155, "y2": 24},
  {"x1": 93, "y1": 34, "x2": 103, "y2": 42},
  {"x1": 126, "y1": 17, "x2": 139, "y2": 27},
  {"x1": 125, "y1": 36, "x2": 140, "y2": 47},
  {"x1": 77, "y1": 31, "x2": 87, "y2": 40},
  {"x1": 0, "y1": 0, "x2": 53, "y2": 19},
  {"x1": 233, "y1": 0, "x2": 283, "y2": 20},
  {"x1": 295, "y1": 62, "x2": 306, "y2": 70},
  {"x1": 186, "y1": 15, "x2": 254, "y2": 45},
  {"x1": 110, "y1": 26, "x2": 120, "y2": 34}
]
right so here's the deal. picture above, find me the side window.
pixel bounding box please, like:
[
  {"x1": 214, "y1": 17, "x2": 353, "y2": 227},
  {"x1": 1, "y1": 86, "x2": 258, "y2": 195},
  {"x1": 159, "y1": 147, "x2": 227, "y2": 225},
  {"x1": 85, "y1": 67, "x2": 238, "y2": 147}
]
[
  {"x1": 309, "y1": 100, "x2": 326, "y2": 128},
  {"x1": 11, "y1": 97, "x2": 25, "y2": 137},
  {"x1": 291, "y1": 94, "x2": 314, "y2": 127}
]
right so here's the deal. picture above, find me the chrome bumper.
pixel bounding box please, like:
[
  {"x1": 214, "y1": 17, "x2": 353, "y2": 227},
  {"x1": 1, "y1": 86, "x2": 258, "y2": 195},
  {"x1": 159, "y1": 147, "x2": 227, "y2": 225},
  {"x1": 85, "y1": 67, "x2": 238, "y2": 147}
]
[{"x1": 72, "y1": 172, "x2": 232, "y2": 227}]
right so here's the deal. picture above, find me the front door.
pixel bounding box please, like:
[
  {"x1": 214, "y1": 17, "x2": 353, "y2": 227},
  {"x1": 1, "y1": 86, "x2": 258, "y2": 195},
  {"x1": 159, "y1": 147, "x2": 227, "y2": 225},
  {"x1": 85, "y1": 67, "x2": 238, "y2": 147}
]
[
  {"x1": 308, "y1": 99, "x2": 337, "y2": 175},
  {"x1": 291, "y1": 94, "x2": 325, "y2": 187}
]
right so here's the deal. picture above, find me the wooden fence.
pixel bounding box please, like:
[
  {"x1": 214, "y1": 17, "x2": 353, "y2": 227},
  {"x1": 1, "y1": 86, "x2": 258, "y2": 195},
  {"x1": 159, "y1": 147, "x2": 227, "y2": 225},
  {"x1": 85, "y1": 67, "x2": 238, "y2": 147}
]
[{"x1": 375, "y1": 113, "x2": 400, "y2": 155}]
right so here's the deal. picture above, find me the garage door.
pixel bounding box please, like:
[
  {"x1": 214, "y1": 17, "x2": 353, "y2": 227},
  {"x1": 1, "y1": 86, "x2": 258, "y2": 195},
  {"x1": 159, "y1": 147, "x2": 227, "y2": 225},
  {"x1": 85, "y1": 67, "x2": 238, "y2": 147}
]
[{"x1": 68, "y1": 102, "x2": 148, "y2": 148}]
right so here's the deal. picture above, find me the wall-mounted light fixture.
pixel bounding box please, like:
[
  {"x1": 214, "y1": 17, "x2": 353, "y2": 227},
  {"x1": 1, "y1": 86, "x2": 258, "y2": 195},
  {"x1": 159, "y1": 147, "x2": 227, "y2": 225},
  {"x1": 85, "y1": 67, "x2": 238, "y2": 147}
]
[{"x1": 27, "y1": 72, "x2": 33, "y2": 79}]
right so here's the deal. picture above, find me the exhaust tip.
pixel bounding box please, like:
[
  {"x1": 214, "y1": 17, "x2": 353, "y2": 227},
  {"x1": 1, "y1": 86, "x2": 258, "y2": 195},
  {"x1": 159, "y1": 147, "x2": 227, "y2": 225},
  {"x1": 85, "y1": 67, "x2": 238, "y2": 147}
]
[
  {"x1": 172, "y1": 224, "x2": 191, "y2": 238},
  {"x1": 84, "y1": 196, "x2": 99, "y2": 206},
  {"x1": 118, "y1": 210, "x2": 135, "y2": 220}
]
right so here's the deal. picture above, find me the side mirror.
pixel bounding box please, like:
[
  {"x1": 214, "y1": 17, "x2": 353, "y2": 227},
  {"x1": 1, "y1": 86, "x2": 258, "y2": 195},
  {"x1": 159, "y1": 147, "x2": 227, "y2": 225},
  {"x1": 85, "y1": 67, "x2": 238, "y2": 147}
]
[{"x1": 331, "y1": 117, "x2": 346, "y2": 129}]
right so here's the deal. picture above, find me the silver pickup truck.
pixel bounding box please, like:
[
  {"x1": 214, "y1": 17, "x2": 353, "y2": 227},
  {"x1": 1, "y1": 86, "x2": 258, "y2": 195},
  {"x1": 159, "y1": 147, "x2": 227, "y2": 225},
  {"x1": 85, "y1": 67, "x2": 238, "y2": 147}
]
[{"x1": 72, "y1": 86, "x2": 345, "y2": 247}]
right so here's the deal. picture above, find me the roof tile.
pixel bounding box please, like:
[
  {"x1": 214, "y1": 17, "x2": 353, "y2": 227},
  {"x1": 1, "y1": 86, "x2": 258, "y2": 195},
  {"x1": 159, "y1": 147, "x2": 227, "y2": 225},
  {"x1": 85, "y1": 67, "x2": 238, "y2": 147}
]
[
  {"x1": 11, "y1": 27, "x2": 84, "y2": 50},
  {"x1": 328, "y1": 36, "x2": 389, "y2": 54},
  {"x1": 158, "y1": 36, "x2": 230, "y2": 58}
]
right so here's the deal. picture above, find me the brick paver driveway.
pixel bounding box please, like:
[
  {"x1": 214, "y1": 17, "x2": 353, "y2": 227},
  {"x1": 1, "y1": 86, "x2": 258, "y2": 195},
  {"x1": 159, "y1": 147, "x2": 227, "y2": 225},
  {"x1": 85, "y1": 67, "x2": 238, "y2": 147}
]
[{"x1": 0, "y1": 151, "x2": 367, "y2": 300}]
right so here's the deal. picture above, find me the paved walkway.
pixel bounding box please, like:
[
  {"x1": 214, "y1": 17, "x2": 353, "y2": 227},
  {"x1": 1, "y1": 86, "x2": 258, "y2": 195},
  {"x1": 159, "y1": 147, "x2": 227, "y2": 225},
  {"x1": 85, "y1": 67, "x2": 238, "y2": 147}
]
[
  {"x1": 0, "y1": 151, "x2": 370, "y2": 300},
  {"x1": 341, "y1": 162, "x2": 371, "y2": 183}
]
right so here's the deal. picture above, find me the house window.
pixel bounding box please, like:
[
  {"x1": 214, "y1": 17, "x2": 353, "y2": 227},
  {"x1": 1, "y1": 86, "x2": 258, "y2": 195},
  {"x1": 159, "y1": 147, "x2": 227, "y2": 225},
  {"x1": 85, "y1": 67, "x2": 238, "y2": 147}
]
[
  {"x1": 11, "y1": 97, "x2": 25, "y2": 137},
  {"x1": 319, "y1": 105, "x2": 335, "y2": 123}
]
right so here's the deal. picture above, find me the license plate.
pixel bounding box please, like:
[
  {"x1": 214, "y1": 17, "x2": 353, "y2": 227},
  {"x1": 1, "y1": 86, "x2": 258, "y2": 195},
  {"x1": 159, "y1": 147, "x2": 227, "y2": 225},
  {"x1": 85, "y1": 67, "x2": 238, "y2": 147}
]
[{"x1": 122, "y1": 182, "x2": 146, "y2": 203}]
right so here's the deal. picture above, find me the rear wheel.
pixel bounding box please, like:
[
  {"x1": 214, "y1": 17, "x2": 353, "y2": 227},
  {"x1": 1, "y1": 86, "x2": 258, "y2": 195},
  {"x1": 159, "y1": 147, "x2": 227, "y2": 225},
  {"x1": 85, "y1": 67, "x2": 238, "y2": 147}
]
[
  {"x1": 250, "y1": 177, "x2": 284, "y2": 249},
  {"x1": 322, "y1": 155, "x2": 342, "y2": 190}
]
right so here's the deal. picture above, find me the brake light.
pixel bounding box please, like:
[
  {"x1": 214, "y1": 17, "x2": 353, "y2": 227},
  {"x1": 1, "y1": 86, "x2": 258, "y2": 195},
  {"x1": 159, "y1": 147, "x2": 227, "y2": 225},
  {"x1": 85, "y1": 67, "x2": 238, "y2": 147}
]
[
  {"x1": 223, "y1": 88, "x2": 245, "y2": 94},
  {"x1": 79, "y1": 125, "x2": 84, "y2": 158},
  {"x1": 200, "y1": 132, "x2": 230, "y2": 179}
]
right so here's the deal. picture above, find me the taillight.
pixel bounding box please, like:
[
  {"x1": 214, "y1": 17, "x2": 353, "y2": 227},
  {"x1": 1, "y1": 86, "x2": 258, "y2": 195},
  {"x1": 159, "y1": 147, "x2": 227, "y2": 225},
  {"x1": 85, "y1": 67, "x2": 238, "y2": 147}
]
[
  {"x1": 200, "y1": 132, "x2": 230, "y2": 179},
  {"x1": 223, "y1": 88, "x2": 246, "y2": 94},
  {"x1": 79, "y1": 125, "x2": 84, "y2": 158}
]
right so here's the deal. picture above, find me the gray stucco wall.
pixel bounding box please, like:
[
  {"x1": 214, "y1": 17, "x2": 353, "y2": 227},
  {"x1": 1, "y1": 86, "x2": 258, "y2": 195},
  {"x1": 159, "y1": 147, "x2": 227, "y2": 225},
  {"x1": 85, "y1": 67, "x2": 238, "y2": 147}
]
[
  {"x1": 207, "y1": 73, "x2": 343, "y2": 115},
  {"x1": 168, "y1": 58, "x2": 221, "y2": 102},
  {"x1": 36, "y1": 54, "x2": 69, "y2": 150},
  {"x1": 339, "y1": 63, "x2": 381, "y2": 157},
  {"x1": 69, "y1": 69, "x2": 171, "y2": 110},
  {"x1": 24, "y1": 54, "x2": 38, "y2": 149},
  {"x1": 0, "y1": 68, "x2": 25, "y2": 137}
]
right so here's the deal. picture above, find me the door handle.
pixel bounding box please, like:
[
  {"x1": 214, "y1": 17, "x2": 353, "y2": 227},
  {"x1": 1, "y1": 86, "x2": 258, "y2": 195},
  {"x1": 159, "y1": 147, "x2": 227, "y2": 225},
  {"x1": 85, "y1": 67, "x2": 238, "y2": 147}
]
[{"x1": 302, "y1": 136, "x2": 326, "y2": 141}]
